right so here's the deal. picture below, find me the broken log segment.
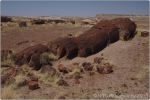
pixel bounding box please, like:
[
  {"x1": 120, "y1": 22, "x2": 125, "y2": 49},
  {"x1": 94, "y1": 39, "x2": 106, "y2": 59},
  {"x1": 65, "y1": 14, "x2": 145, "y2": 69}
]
[
  {"x1": 48, "y1": 37, "x2": 78, "y2": 59},
  {"x1": 75, "y1": 25, "x2": 119, "y2": 57},
  {"x1": 14, "y1": 44, "x2": 49, "y2": 65}
]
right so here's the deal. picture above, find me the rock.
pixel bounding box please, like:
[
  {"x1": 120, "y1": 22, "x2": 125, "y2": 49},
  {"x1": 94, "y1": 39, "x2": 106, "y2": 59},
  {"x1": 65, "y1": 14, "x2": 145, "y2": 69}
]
[
  {"x1": 141, "y1": 31, "x2": 149, "y2": 37},
  {"x1": 97, "y1": 64, "x2": 113, "y2": 74},
  {"x1": 1, "y1": 16, "x2": 12, "y2": 22},
  {"x1": 82, "y1": 62, "x2": 93, "y2": 71},
  {"x1": 19, "y1": 21, "x2": 27, "y2": 27},
  {"x1": 56, "y1": 79, "x2": 69, "y2": 86},
  {"x1": 57, "y1": 64, "x2": 69, "y2": 74},
  {"x1": 31, "y1": 19, "x2": 46, "y2": 25},
  {"x1": 28, "y1": 81, "x2": 39, "y2": 90},
  {"x1": 94, "y1": 57, "x2": 103, "y2": 64}
]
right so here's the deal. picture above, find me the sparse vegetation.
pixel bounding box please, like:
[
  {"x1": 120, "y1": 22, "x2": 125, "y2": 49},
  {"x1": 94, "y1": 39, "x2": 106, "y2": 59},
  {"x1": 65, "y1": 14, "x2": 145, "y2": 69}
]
[
  {"x1": 1, "y1": 85, "x2": 19, "y2": 99},
  {"x1": 14, "y1": 74, "x2": 27, "y2": 89},
  {"x1": 40, "y1": 52, "x2": 58, "y2": 64},
  {"x1": 1, "y1": 15, "x2": 149, "y2": 99}
]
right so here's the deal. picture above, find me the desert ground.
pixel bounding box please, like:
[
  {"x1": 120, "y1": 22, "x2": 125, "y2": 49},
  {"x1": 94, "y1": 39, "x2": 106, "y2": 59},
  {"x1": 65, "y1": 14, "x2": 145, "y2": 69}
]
[{"x1": 1, "y1": 14, "x2": 149, "y2": 99}]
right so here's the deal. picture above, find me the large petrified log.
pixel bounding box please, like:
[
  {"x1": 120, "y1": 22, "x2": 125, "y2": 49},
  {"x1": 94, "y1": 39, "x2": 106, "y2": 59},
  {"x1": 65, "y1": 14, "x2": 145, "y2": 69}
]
[
  {"x1": 92, "y1": 18, "x2": 137, "y2": 40},
  {"x1": 48, "y1": 18, "x2": 136, "y2": 58},
  {"x1": 14, "y1": 18, "x2": 136, "y2": 68},
  {"x1": 75, "y1": 24, "x2": 119, "y2": 57},
  {"x1": 111, "y1": 18, "x2": 137, "y2": 40}
]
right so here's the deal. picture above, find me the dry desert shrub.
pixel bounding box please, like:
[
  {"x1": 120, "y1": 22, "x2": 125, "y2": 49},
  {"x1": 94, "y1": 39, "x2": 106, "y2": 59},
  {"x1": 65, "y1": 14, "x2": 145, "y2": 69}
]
[
  {"x1": 65, "y1": 67, "x2": 83, "y2": 79},
  {"x1": 1, "y1": 51, "x2": 16, "y2": 67},
  {"x1": 40, "y1": 52, "x2": 58, "y2": 63},
  {"x1": 13, "y1": 74, "x2": 27, "y2": 89},
  {"x1": 1, "y1": 85, "x2": 19, "y2": 99}
]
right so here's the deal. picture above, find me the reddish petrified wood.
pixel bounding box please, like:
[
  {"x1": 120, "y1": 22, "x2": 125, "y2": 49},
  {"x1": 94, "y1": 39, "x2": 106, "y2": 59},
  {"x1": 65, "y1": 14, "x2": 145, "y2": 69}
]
[
  {"x1": 141, "y1": 31, "x2": 149, "y2": 37},
  {"x1": 1, "y1": 16, "x2": 12, "y2": 22},
  {"x1": 15, "y1": 44, "x2": 49, "y2": 65},
  {"x1": 14, "y1": 18, "x2": 137, "y2": 70},
  {"x1": 28, "y1": 81, "x2": 39, "y2": 90},
  {"x1": 111, "y1": 18, "x2": 137, "y2": 40},
  {"x1": 48, "y1": 37, "x2": 78, "y2": 59},
  {"x1": 75, "y1": 25, "x2": 119, "y2": 57}
]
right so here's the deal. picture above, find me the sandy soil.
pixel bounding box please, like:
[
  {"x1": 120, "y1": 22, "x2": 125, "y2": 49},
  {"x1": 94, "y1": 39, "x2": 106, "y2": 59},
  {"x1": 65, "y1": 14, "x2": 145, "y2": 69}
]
[{"x1": 1, "y1": 15, "x2": 149, "y2": 99}]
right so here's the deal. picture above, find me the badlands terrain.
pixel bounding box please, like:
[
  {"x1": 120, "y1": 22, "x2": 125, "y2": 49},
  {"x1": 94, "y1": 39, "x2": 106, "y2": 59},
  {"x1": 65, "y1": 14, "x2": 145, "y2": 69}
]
[{"x1": 1, "y1": 14, "x2": 149, "y2": 99}]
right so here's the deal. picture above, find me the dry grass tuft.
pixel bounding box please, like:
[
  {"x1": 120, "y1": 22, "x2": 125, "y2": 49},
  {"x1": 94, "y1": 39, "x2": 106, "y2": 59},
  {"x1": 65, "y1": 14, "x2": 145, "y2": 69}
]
[{"x1": 1, "y1": 85, "x2": 19, "y2": 99}]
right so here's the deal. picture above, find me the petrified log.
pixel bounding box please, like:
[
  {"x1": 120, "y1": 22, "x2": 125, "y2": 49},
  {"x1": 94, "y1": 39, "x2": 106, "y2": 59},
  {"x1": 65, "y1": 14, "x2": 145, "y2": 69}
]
[
  {"x1": 15, "y1": 44, "x2": 49, "y2": 65},
  {"x1": 48, "y1": 18, "x2": 136, "y2": 58},
  {"x1": 48, "y1": 37, "x2": 78, "y2": 59},
  {"x1": 31, "y1": 19, "x2": 46, "y2": 25},
  {"x1": 14, "y1": 18, "x2": 136, "y2": 69},
  {"x1": 92, "y1": 18, "x2": 137, "y2": 40},
  {"x1": 76, "y1": 25, "x2": 119, "y2": 57},
  {"x1": 1, "y1": 16, "x2": 12, "y2": 22},
  {"x1": 111, "y1": 18, "x2": 137, "y2": 40}
]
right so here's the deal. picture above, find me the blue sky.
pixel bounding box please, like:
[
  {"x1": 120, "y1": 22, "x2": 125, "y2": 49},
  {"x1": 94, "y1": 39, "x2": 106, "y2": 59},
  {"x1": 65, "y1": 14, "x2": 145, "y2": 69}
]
[{"x1": 1, "y1": 1, "x2": 149, "y2": 16}]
